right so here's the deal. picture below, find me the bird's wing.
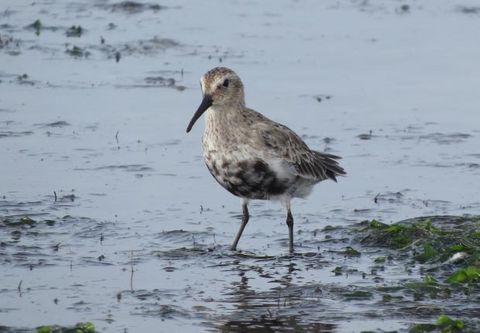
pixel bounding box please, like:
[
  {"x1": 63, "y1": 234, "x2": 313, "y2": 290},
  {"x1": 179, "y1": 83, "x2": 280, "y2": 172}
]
[{"x1": 250, "y1": 114, "x2": 345, "y2": 181}]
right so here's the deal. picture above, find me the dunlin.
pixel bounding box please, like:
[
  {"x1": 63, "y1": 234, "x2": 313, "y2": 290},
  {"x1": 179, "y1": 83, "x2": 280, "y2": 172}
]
[{"x1": 186, "y1": 67, "x2": 345, "y2": 254}]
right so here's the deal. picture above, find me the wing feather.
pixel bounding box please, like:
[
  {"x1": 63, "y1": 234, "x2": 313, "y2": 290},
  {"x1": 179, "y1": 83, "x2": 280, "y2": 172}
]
[{"x1": 248, "y1": 110, "x2": 346, "y2": 181}]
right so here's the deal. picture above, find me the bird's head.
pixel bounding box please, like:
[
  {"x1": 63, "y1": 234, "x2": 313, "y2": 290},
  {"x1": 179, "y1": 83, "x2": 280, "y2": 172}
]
[{"x1": 186, "y1": 67, "x2": 245, "y2": 133}]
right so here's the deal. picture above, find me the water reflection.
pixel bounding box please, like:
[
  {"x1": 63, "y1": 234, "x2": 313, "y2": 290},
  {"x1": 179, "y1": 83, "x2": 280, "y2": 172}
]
[{"x1": 216, "y1": 259, "x2": 336, "y2": 332}]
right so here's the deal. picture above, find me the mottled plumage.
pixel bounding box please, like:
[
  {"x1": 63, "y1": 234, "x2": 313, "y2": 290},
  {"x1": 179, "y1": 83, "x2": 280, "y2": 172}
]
[{"x1": 186, "y1": 67, "x2": 345, "y2": 254}]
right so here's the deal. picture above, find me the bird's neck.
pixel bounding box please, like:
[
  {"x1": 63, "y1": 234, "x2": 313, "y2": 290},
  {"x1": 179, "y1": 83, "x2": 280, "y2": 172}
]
[
  {"x1": 204, "y1": 102, "x2": 244, "y2": 132},
  {"x1": 202, "y1": 102, "x2": 246, "y2": 151}
]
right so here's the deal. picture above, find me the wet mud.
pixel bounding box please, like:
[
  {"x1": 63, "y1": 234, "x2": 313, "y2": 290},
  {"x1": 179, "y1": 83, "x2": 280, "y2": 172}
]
[
  {"x1": 1, "y1": 0, "x2": 480, "y2": 332},
  {"x1": 2, "y1": 211, "x2": 479, "y2": 332}
]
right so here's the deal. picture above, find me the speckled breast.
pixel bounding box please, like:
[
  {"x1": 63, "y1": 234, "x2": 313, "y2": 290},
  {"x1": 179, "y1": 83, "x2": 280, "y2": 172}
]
[{"x1": 204, "y1": 152, "x2": 290, "y2": 200}]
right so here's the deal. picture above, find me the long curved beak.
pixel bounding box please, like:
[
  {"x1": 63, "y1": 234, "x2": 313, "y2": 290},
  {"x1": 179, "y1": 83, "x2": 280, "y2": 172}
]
[{"x1": 186, "y1": 95, "x2": 213, "y2": 133}]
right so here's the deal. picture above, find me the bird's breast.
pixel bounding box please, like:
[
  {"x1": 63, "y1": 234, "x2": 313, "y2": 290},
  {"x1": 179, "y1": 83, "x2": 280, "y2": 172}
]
[{"x1": 203, "y1": 152, "x2": 297, "y2": 200}]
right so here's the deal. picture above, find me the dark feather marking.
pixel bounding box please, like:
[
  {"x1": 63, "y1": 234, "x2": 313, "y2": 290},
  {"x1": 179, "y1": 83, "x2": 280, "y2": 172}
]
[
  {"x1": 211, "y1": 160, "x2": 219, "y2": 175},
  {"x1": 207, "y1": 158, "x2": 289, "y2": 200},
  {"x1": 221, "y1": 160, "x2": 230, "y2": 169},
  {"x1": 253, "y1": 160, "x2": 268, "y2": 173}
]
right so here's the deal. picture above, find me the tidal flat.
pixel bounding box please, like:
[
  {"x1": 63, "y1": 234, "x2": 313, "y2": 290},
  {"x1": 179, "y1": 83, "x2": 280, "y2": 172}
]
[{"x1": 1, "y1": 0, "x2": 480, "y2": 332}]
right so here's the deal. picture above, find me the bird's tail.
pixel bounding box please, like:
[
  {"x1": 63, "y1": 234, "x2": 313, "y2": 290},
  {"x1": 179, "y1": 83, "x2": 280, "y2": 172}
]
[{"x1": 312, "y1": 151, "x2": 346, "y2": 182}]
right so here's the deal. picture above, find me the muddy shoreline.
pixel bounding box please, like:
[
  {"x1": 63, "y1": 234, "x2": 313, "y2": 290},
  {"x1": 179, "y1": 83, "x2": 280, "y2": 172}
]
[{"x1": 1, "y1": 0, "x2": 480, "y2": 332}]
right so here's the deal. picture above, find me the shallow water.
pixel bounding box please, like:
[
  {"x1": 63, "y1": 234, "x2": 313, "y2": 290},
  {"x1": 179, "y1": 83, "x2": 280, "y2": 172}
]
[{"x1": 1, "y1": 0, "x2": 480, "y2": 332}]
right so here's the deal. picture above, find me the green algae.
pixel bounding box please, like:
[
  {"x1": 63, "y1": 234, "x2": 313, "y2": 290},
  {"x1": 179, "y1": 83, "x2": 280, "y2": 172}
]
[
  {"x1": 1, "y1": 216, "x2": 57, "y2": 228},
  {"x1": 360, "y1": 216, "x2": 480, "y2": 307},
  {"x1": 341, "y1": 246, "x2": 361, "y2": 257},
  {"x1": 447, "y1": 266, "x2": 480, "y2": 284},
  {"x1": 1, "y1": 216, "x2": 37, "y2": 227},
  {"x1": 360, "y1": 216, "x2": 480, "y2": 267},
  {"x1": 356, "y1": 216, "x2": 480, "y2": 330},
  {"x1": 342, "y1": 290, "x2": 373, "y2": 301},
  {"x1": 36, "y1": 322, "x2": 94, "y2": 333},
  {"x1": 362, "y1": 217, "x2": 441, "y2": 249},
  {"x1": 374, "y1": 256, "x2": 386, "y2": 264},
  {"x1": 411, "y1": 315, "x2": 465, "y2": 333}
]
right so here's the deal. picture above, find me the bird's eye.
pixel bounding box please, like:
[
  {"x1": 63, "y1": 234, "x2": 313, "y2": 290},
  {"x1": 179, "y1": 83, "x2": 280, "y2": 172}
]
[{"x1": 222, "y1": 79, "x2": 229, "y2": 88}]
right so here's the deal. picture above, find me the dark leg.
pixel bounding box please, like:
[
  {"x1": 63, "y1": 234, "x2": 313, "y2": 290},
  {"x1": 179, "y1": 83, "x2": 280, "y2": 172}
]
[
  {"x1": 286, "y1": 208, "x2": 294, "y2": 254},
  {"x1": 231, "y1": 201, "x2": 249, "y2": 251}
]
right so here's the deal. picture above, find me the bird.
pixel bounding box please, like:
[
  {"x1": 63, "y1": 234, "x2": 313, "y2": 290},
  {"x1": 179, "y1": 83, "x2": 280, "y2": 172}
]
[{"x1": 186, "y1": 67, "x2": 345, "y2": 254}]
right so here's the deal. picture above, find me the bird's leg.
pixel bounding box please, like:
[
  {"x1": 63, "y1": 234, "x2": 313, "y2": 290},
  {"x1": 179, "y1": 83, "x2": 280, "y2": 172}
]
[
  {"x1": 286, "y1": 208, "x2": 294, "y2": 254},
  {"x1": 231, "y1": 200, "x2": 249, "y2": 251}
]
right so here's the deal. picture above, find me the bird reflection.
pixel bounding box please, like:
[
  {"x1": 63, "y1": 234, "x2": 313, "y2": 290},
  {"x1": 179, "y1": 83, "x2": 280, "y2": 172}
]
[{"x1": 216, "y1": 259, "x2": 335, "y2": 333}]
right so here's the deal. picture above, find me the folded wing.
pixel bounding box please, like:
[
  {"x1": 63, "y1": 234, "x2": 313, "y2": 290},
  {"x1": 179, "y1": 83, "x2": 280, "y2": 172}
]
[{"x1": 252, "y1": 114, "x2": 346, "y2": 182}]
